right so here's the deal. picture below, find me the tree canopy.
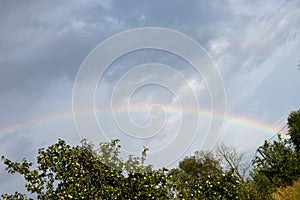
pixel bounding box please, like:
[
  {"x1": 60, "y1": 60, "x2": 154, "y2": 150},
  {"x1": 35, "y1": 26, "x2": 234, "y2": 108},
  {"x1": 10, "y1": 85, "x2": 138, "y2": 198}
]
[
  {"x1": 288, "y1": 110, "x2": 300, "y2": 152},
  {"x1": 1, "y1": 139, "x2": 170, "y2": 200}
]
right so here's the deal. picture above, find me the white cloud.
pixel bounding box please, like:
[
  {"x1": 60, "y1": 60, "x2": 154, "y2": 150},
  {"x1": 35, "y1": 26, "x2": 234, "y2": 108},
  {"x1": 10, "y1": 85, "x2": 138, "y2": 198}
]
[
  {"x1": 96, "y1": 0, "x2": 114, "y2": 10},
  {"x1": 209, "y1": 36, "x2": 231, "y2": 55},
  {"x1": 207, "y1": 0, "x2": 300, "y2": 111}
]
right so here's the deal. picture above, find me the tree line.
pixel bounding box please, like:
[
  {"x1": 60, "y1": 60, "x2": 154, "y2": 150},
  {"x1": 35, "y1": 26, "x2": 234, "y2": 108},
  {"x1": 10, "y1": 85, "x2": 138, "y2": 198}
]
[{"x1": 1, "y1": 110, "x2": 300, "y2": 199}]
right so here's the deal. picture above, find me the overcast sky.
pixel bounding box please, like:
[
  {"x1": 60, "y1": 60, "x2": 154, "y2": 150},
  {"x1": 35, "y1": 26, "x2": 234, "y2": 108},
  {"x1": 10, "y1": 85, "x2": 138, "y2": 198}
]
[{"x1": 1, "y1": 0, "x2": 300, "y2": 195}]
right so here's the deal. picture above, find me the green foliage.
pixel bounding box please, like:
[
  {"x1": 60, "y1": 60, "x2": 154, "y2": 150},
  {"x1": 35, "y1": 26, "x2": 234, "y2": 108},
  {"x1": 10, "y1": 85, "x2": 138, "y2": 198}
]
[
  {"x1": 194, "y1": 171, "x2": 240, "y2": 200},
  {"x1": 169, "y1": 151, "x2": 242, "y2": 199},
  {"x1": 1, "y1": 139, "x2": 171, "y2": 199},
  {"x1": 236, "y1": 179, "x2": 264, "y2": 200},
  {"x1": 250, "y1": 171, "x2": 276, "y2": 200},
  {"x1": 252, "y1": 136, "x2": 300, "y2": 187},
  {"x1": 288, "y1": 110, "x2": 300, "y2": 152},
  {"x1": 169, "y1": 151, "x2": 221, "y2": 198},
  {"x1": 250, "y1": 110, "x2": 300, "y2": 198}
]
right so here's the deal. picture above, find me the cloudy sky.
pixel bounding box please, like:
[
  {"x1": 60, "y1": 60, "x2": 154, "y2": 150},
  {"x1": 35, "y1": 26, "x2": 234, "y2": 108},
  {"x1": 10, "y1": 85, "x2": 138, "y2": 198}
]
[{"x1": 1, "y1": 0, "x2": 300, "y2": 195}]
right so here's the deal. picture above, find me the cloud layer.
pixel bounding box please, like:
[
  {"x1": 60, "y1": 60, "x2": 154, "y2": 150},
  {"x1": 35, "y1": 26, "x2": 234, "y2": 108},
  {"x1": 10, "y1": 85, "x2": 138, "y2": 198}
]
[{"x1": 0, "y1": 0, "x2": 299, "y2": 195}]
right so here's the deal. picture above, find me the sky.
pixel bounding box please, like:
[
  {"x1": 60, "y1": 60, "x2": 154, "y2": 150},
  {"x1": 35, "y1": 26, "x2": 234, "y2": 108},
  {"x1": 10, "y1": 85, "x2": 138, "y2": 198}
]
[{"x1": 0, "y1": 0, "x2": 300, "y2": 195}]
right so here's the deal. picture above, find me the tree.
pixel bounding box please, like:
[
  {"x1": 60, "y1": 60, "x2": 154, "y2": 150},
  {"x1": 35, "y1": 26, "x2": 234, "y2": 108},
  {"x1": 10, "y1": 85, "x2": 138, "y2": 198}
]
[
  {"x1": 252, "y1": 110, "x2": 300, "y2": 191},
  {"x1": 168, "y1": 151, "x2": 221, "y2": 198},
  {"x1": 169, "y1": 151, "x2": 241, "y2": 199},
  {"x1": 193, "y1": 170, "x2": 240, "y2": 200},
  {"x1": 217, "y1": 144, "x2": 264, "y2": 200},
  {"x1": 288, "y1": 110, "x2": 300, "y2": 152},
  {"x1": 247, "y1": 110, "x2": 300, "y2": 199},
  {"x1": 1, "y1": 139, "x2": 171, "y2": 199},
  {"x1": 252, "y1": 135, "x2": 300, "y2": 188},
  {"x1": 217, "y1": 144, "x2": 251, "y2": 182}
]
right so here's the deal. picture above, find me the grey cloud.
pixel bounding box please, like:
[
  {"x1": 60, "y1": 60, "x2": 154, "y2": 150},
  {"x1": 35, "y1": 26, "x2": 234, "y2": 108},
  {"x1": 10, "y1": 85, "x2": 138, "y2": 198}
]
[{"x1": 1, "y1": 0, "x2": 300, "y2": 195}]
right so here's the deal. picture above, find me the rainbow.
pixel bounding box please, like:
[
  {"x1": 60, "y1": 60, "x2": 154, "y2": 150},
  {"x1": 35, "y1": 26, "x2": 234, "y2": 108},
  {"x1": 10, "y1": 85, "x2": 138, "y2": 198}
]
[{"x1": 0, "y1": 104, "x2": 289, "y2": 140}]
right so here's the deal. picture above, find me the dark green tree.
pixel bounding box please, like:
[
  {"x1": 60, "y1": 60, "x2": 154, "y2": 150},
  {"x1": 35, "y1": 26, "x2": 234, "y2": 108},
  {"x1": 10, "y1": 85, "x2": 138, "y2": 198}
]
[
  {"x1": 252, "y1": 136, "x2": 300, "y2": 187},
  {"x1": 169, "y1": 151, "x2": 221, "y2": 198},
  {"x1": 288, "y1": 110, "x2": 300, "y2": 152},
  {"x1": 169, "y1": 151, "x2": 241, "y2": 199},
  {"x1": 252, "y1": 110, "x2": 300, "y2": 191},
  {"x1": 244, "y1": 110, "x2": 300, "y2": 199}
]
